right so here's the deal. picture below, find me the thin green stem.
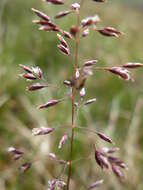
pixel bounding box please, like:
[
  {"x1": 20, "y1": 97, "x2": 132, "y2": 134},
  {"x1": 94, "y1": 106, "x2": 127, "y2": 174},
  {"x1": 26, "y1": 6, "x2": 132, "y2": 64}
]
[
  {"x1": 66, "y1": 87, "x2": 75, "y2": 190},
  {"x1": 93, "y1": 66, "x2": 110, "y2": 70},
  {"x1": 75, "y1": 126, "x2": 98, "y2": 134},
  {"x1": 66, "y1": 10, "x2": 81, "y2": 190},
  {"x1": 66, "y1": 1, "x2": 86, "y2": 188},
  {"x1": 71, "y1": 155, "x2": 92, "y2": 165}
]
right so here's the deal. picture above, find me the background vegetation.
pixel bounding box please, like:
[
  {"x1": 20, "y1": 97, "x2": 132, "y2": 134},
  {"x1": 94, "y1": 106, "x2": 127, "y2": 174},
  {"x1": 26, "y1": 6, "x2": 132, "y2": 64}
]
[{"x1": 0, "y1": 0, "x2": 143, "y2": 189}]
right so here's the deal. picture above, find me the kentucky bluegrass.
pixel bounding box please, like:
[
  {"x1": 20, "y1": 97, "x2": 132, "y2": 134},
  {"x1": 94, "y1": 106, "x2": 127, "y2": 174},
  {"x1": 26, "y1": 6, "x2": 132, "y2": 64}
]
[{"x1": 7, "y1": 0, "x2": 143, "y2": 190}]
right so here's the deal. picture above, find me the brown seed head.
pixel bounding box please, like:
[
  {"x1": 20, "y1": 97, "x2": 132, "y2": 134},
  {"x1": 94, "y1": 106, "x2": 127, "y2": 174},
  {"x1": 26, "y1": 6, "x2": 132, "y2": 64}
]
[
  {"x1": 32, "y1": 127, "x2": 54, "y2": 136},
  {"x1": 88, "y1": 180, "x2": 104, "y2": 189},
  {"x1": 20, "y1": 162, "x2": 31, "y2": 173},
  {"x1": 122, "y1": 62, "x2": 143, "y2": 69},
  {"x1": 23, "y1": 73, "x2": 37, "y2": 80},
  {"x1": 96, "y1": 132, "x2": 113, "y2": 144},
  {"x1": 62, "y1": 30, "x2": 73, "y2": 39},
  {"x1": 44, "y1": 0, "x2": 64, "y2": 5},
  {"x1": 48, "y1": 153, "x2": 57, "y2": 160},
  {"x1": 81, "y1": 15, "x2": 100, "y2": 27},
  {"x1": 19, "y1": 64, "x2": 33, "y2": 73},
  {"x1": 27, "y1": 83, "x2": 47, "y2": 91},
  {"x1": 57, "y1": 44, "x2": 70, "y2": 55},
  {"x1": 38, "y1": 99, "x2": 60, "y2": 109},
  {"x1": 31, "y1": 8, "x2": 50, "y2": 21},
  {"x1": 58, "y1": 134, "x2": 68, "y2": 149},
  {"x1": 106, "y1": 67, "x2": 132, "y2": 81},
  {"x1": 71, "y1": 3, "x2": 80, "y2": 10},
  {"x1": 32, "y1": 67, "x2": 43, "y2": 79},
  {"x1": 57, "y1": 34, "x2": 68, "y2": 48},
  {"x1": 93, "y1": 0, "x2": 106, "y2": 2},
  {"x1": 39, "y1": 25, "x2": 60, "y2": 32},
  {"x1": 8, "y1": 147, "x2": 24, "y2": 160},
  {"x1": 97, "y1": 27, "x2": 123, "y2": 38},
  {"x1": 84, "y1": 98, "x2": 96, "y2": 105},
  {"x1": 82, "y1": 28, "x2": 90, "y2": 38},
  {"x1": 94, "y1": 145, "x2": 109, "y2": 169},
  {"x1": 111, "y1": 164, "x2": 124, "y2": 179},
  {"x1": 84, "y1": 60, "x2": 98, "y2": 67},
  {"x1": 55, "y1": 10, "x2": 72, "y2": 19}
]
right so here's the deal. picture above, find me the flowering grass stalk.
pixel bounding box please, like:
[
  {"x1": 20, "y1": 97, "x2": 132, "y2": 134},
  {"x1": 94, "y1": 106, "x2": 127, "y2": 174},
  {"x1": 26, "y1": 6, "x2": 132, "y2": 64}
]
[{"x1": 8, "y1": 0, "x2": 143, "y2": 189}]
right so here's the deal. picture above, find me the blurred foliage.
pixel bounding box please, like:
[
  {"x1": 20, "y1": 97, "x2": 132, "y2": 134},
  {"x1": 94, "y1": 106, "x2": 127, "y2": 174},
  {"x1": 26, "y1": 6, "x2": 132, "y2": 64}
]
[{"x1": 0, "y1": 0, "x2": 143, "y2": 190}]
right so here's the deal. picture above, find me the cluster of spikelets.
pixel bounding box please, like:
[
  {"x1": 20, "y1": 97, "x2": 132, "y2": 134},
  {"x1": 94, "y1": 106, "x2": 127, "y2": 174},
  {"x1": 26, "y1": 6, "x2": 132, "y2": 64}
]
[{"x1": 8, "y1": 0, "x2": 143, "y2": 189}]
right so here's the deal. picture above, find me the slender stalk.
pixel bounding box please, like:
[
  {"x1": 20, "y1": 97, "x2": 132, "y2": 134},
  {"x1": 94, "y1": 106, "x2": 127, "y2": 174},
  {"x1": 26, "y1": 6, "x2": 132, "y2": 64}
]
[
  {"x1": 75, "y1": 126, "x2": 98, "y2": 134},
  {"x1": 66, "y1": 10, "x2": 81, "y2": 190},
  {"x1": 66, "y1": 88, "x2": 75, "y2": 190}
]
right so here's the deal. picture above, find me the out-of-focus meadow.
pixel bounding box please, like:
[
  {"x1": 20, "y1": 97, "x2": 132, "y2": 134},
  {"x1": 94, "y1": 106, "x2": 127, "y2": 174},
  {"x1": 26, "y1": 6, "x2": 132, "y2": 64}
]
[{"x1": 0, "y1": 0, "x2": 143, "y2": 189}]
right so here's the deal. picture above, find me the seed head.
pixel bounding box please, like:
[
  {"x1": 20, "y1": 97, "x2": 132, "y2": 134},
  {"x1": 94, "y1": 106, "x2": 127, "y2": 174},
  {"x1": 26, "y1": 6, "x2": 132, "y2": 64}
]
[
  {"x1": 93, "y1": 0, "x2": 106, "y2": 2},
  {"x1": 39, "y1": 25, "x2": 60, "y2": 32},
  {"x1": 8, "y1": 147, "x2": 23, "y2": 154},
  {"x1": 33, "y1": 20, "x2": 52, "y2": 26},
  {"x1": 38, "y1": 99, "x2": 60, "y2": 109},
  {"x1": 84, "y1": 60, "x2": 98, "y2": 67},
  {"x1": 19, "y1": 64, "x2": 33, "y2": 73},
  {"x1": 88, "y1": 179, "x2": 104, "y2": 189},
  {"x1": 57, "y1": 34, "x2": 68, "y2": 48},
  {"x1": 31, "y1": 8, "x2": 50, "y2": 21},
  {"x1": 48, "y1": 153, "x2": 57, "y2": 160},
  {"x1": 122, "y1": 62, "x2": 143, "y2": 69},
  {"x1": 82, "y1": 28, "x2": 90, "y2": 38},
  {"x1": 97, "y1": 27, "x2": 123, "y2": 38},
  {"x1": 32, "y1": 66, "x2": 43, "y2": 79},
  {"x1": 32, "y1": 127, "x2": 54, "y2": 136},
  {"x1": 81, "y1": 15, "x2": 100, "y2": 27},
  {"x1": 80, "y1": 87, "x2": 86, "y2": 97},
  {"x1": 101, "y1": 147, "x2": 120, "y2": 154},
  {"x1": 56, "y1": 180, "x2": 66, "y2": 188},
  {"x1": 22, "y1": 73, "x2": 37, "y2": 80},
  {"x1": 62, "y1": 30, "x2": 73, "y2": 39},
  {"x1": 108, "y1": 156, "x2": 128, "y2": 169},
  {"x1": 27, "y1": 83, "x2": 47, "y2": 91},
  {"x1": 58, "y1": 134, "x2": 68, "y2": 149},
  {"x1": 82, "y1": 66, "x2": 93, "y2": 76},
  {"x1": 20, "y1": 162, "x2": 31, "y2": 173},
  {"x1": 47, "y1": 179, "x2": 57, "y2": 190},
  {"x1": 57, "y1": 44, "x2": 70, "y2": 55},
  {"x1": 84, "y1": 98, "x2": 96, "y2": 105},
  {"x1": 96, "y1": 132, "x2": 113, "y2": 144},
  {"x1": 111, "y1": 164, "x2": 124, "y2": 179},
  {"x1": 71, "y1": 3, "x2": 80, "y2": 11},
  {"x1": 106, "y1": 67, "x2": 132, "y2": 81},
  {"x1": 63, "y1": 80, "x2": 72, "y2": 87},
  {"x1": 94, "y1": 145, "x2": 109, "y2": 169},
  {"x1": 8, "y1": 147, "x2": 24, "y2": 160},
  {"x1": 44, "y1": 0, "x2": 64, "y2": 5},
  {"x1": 55, "y1": 10, "x2": 72, "y2": 19}
]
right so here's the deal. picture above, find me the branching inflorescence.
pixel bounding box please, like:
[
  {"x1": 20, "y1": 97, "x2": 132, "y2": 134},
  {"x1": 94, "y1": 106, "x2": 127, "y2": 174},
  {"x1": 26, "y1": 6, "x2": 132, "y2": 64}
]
[{"x1": 8, "y1": 0, "x2": 143, "y2": 189}]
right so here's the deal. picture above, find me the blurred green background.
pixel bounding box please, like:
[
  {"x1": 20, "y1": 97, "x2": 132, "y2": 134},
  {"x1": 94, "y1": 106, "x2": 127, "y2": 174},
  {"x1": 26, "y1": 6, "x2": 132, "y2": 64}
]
[{"x1": 0, "y1": 0, "x2": 143, "y2": 189}]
